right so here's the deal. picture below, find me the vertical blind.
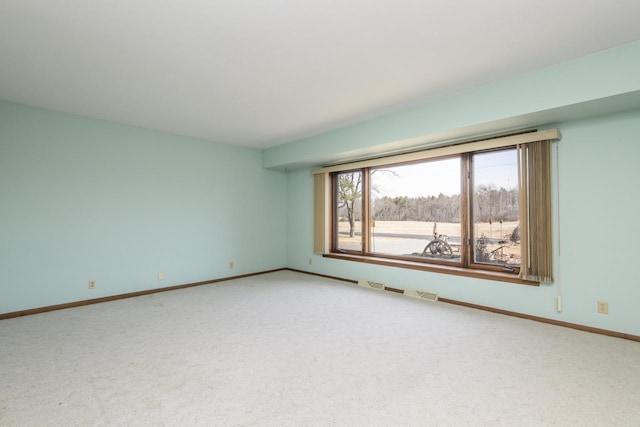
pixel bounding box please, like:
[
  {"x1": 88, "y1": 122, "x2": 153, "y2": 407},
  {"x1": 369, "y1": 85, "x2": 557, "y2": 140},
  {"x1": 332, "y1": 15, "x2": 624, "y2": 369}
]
[
  {"x1": 313, "y1": 173, "x2": 330, "y2": 254},
  {"x1": 518, "y1": 140, "x2": 553, "y2": 282}
]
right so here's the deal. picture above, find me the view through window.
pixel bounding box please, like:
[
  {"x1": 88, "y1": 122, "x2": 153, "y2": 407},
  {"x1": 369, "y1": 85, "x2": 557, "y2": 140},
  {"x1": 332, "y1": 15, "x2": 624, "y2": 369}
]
[
  {"x1": 332, "y1": 148, "x2": 521, "y2": 273},
  {"x1": 370, "y1": 157, "x2": 461, "y2": 262},
  {"x1": 335, "y1": 171, "x2": 362, "y2": 252},
  {"x1": 472, "y1": 149, "x2": 521, "y2": 268}
]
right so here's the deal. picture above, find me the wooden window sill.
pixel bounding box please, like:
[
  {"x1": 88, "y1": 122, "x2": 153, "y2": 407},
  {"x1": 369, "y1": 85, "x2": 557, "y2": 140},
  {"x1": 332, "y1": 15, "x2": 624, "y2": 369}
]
[{"x1": 323, "y1": 253, "x2": 539, "y2": 286}]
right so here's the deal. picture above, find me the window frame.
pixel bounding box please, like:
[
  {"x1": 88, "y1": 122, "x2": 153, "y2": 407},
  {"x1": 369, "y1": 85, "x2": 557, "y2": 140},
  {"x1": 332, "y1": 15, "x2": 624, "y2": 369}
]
[
  {"x1": 468, "y1": 149, "x2": 521, "y2": 274},
  {"x1": 331, "y1": 168, "x2": 366, "y2": 256},
  {"x1": 330, "y1": 149, "x2": 521, "y2": 276}
]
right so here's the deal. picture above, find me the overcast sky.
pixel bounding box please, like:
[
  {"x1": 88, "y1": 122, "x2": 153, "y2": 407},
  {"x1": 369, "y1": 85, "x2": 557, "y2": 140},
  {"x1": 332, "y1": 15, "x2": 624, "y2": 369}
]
[{"x1": 371, "y1": 150, "x2": 518, "y2": 198}]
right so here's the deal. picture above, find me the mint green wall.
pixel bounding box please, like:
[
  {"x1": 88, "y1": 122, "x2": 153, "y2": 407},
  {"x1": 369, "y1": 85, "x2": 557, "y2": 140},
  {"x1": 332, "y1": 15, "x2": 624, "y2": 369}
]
[
  {"x1": 265, "y1": 40, "x2": 640, "y2": 171},
  {"x1": 0, "y1": 101, "x2": 287, "y2": 314},
  {"x1": 286, "y1": 108, "x2": 640, "y2": 337},
  {"x1": 555, "y1": 109, "x2": 640, "y2": 335}
]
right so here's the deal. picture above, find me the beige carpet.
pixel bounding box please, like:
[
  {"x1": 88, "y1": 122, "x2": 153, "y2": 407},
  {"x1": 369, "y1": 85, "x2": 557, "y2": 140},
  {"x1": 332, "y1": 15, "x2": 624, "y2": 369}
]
[{"x1": 1, "y1": 270, "x2": 639, "y2": 426}]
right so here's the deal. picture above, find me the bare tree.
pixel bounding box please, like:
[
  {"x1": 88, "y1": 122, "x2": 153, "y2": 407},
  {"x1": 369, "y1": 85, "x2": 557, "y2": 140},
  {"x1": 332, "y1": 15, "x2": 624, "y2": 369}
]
[{"x1": 337, "y1": 172, "x2": 362, "y2": 237}]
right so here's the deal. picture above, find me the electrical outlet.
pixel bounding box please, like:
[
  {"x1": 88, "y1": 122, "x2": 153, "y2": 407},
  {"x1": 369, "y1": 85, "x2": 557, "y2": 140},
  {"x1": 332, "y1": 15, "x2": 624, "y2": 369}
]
[
  {"x1": 229, "y1": 261, "x2": 234, "y2": 269},
  {"x1": 158, "y1": 272, "x2": 165, "y2": 280},
  {"x1": 88, "y1": 280, "x2": 96, "y2": 289},
  {"x1": 308, "y1": 257, "x2": 313, "y2": 265},
  {"x1": 597, "y1": 300, "x2": 609, "y2": 314}
]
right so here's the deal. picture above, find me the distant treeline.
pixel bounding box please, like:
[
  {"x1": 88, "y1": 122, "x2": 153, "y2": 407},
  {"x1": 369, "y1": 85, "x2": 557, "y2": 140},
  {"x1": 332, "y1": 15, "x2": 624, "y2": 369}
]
[{"x1": 368, "y1": 185, "x2": 518, "y2": 223}]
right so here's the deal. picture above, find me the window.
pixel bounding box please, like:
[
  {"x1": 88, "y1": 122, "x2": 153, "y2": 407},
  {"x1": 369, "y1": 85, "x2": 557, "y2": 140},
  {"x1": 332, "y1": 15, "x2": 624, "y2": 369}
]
[
  {"x1": 368, "y1": 157, "x2": 462, "y2": 263},
  {"x1": 335, "y1": 170, "x2": 363, "y2": 252},
  {"x1": 471, "y1": 149, "x2": 520, "y2": 270},
  {"x1": 314, "y1": 130, "x2": 559, "y2": 284},
  {"x1": 332, "y1": 149, "x2": 519, "y2": 273}
]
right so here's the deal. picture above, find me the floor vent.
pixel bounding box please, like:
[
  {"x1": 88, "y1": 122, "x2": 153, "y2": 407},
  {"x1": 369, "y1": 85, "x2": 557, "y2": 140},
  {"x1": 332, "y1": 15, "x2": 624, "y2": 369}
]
[
  {"x1": 358, "y1": 280, "x2": 385, "y2": 291},
  {"x1": 404, "y1": 288, "x2": 438, "y2": 302}
]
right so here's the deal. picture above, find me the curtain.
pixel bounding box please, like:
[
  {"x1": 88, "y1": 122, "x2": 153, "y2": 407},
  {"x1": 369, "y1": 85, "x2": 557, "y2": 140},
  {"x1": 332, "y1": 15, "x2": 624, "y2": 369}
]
[
  {"x1": 518, "y1": 140, "x2": 553, "y2": 282},
  {"x1": 313, "y1": 172, "x2": 330, "y2": 254}
]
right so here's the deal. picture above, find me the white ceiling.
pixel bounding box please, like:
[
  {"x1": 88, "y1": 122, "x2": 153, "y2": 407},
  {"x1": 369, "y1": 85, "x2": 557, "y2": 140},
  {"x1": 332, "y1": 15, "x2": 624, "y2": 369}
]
[{"x1": 1, "y1": 1, "x2": 640, "y2": 149}]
